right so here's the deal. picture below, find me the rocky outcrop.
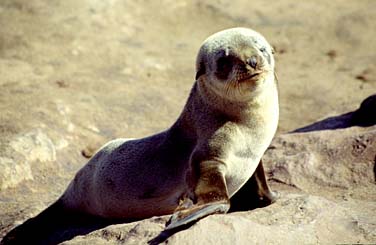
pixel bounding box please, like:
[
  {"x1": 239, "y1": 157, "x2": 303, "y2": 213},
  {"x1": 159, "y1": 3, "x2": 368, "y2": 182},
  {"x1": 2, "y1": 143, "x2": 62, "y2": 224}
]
[
  {"x1": 266, "y1": 126, "x2": 375, "y2": 196},
  {"x1": 4, "y1": 116, "x2": 371, "y2": 244},
  {"x1": 63, "y1": 194, "x2": 375, "y2": 245},
  {"x1": 0, "y1": 129, "x2": 56, "y2": 190},
  {"x1": 62, "y1": 123, "x2": 376, "y2": 245}
]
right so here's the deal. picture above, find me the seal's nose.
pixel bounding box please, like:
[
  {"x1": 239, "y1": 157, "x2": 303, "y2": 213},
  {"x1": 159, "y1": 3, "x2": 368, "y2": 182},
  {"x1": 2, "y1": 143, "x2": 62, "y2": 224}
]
[{"x1": 247, "y1": 55, "x2": 258, "y2": 69}]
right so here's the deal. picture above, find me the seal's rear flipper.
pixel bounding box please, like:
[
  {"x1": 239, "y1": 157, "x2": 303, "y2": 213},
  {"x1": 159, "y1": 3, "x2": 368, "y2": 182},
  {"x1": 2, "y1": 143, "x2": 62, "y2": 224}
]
[
  {"x1": 1, "y1": 200, "x2": 113, "y2": 245},
  {"x1": 165, "y1": 201, "x2": 229, "y2": 230}
]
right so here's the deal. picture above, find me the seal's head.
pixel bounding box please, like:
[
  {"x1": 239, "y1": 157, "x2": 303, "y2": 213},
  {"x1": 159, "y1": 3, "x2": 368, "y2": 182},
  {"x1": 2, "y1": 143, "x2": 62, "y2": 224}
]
[{"x1": 195, "y1": 27, "x2": 275, "y2": 101}]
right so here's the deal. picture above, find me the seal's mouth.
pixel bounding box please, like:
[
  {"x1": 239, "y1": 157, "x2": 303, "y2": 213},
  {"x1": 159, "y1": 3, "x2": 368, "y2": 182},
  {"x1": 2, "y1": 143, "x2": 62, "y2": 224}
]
[{"x1": 238, "y1": 72, "x2": 263, "y2": 83}]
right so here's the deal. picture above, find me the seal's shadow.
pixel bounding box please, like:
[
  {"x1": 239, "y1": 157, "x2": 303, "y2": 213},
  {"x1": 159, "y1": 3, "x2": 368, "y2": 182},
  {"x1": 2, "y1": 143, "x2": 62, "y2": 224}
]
[{"x1": 292, "y1": 94, "x2": 376, "y2": 133}]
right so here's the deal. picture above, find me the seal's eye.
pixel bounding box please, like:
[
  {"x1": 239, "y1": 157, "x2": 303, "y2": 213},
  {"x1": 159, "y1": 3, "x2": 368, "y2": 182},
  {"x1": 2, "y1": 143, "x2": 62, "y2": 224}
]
[
  {"x1": 259, "y1": 47, "x2": 271, "y2": 65},
  {"x1": 216, "y1": 56, "x2": 233, "y2": 80},
  {"x1": 260, "y1": 47, "x2": 267, "y2": 53}
]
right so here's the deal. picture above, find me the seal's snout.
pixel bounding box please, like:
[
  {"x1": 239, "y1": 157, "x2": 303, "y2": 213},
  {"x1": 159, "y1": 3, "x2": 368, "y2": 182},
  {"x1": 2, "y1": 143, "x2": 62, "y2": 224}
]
[{"x1": 247, "y1": 55, "x2": 258, "y2": 69}]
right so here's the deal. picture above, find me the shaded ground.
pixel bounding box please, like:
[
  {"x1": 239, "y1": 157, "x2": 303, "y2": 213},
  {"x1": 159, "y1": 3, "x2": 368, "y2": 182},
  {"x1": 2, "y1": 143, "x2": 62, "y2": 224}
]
[{"x1": 0, "y1": 0, "x2": 375, "y2": 244}]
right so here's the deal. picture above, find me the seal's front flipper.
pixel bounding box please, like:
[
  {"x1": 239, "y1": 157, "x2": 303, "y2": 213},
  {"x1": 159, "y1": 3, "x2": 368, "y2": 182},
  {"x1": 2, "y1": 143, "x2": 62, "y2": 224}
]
[
  {"x1": 252, "y1": 160, "x2": 279, "y2": 205},
  {"x1": 165, "y1": 201, "x2": 229, "y2": 230},
  {"x1": 165, "y1": 160, "x2": 230, "y2": 230},
  {"x1": 230, "y1": 160, "x2": 278, "y2": 212}
]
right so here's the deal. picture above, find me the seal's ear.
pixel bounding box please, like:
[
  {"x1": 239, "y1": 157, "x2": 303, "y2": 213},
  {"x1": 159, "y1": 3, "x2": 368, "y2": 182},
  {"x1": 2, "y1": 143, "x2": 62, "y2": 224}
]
[{"x1": 195, "y1": 61, "x2": 206, "y2": 80}]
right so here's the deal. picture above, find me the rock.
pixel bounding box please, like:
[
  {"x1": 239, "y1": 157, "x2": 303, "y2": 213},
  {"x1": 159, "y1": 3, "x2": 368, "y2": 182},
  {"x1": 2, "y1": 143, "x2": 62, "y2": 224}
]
[
  {"x1": 0, "y1": 156, "x2": 33, "y2": 190},
  {"x1": 0, "y1": 129, "x2": 57, "y2": 190},
  {"x1": 63, "y1": 194, "x2": 376, "y2": 245},
  {"x1": 64, "y1": 219, "x2": 167, "y2": 245},
  {"x1": 9, "y1": 129, "x2": 56, "y2": 163},
  {"x1": 264, "y1": 126, "x2": 376, "y2": 196},
  {"x1": 167, "y1": 195, "x2": 376, "y2": 244},
  {"x1": 3, "y1": 124, "x2": 371, "y2": 245},
  {"x1": 63, "y1": 124, "x2": 376, "y2": 244}
]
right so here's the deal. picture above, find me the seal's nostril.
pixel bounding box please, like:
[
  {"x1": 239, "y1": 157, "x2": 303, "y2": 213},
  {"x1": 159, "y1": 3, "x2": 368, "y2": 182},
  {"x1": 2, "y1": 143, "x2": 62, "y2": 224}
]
[{"x1": 247, "y1": 55, "x2": 258, "y2": 69}]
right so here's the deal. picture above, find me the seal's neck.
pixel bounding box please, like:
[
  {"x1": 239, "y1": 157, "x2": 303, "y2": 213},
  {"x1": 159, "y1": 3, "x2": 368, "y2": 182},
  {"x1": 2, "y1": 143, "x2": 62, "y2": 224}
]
[
  {"x1": 171, "y1": 78, "x2": 278, "y2": 139},
  {"x1": 196, "y1": 79, "x2": 278, "y2": 122}
]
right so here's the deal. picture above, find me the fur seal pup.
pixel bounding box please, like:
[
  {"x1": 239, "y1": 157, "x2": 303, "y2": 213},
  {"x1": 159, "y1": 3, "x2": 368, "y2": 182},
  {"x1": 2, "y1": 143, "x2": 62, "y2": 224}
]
[
  {"x1": 2, "y1": 27, "x2": 278, "y2": 243},
  {"x1": 65, "y1": 26, "x2": 279, "y2": 228}
]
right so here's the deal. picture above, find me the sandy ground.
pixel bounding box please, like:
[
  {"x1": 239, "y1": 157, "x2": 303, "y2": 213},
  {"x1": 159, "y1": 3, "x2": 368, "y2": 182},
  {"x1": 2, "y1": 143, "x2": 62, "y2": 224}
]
[{"x1": 0, "y1": 0, "x2": 375, "y2": 242}]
